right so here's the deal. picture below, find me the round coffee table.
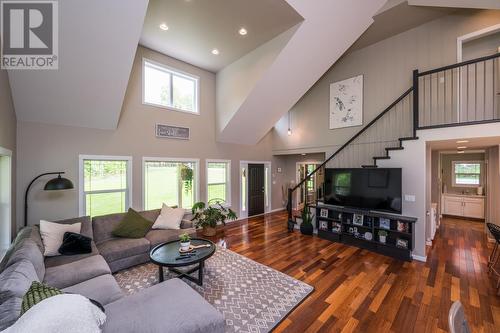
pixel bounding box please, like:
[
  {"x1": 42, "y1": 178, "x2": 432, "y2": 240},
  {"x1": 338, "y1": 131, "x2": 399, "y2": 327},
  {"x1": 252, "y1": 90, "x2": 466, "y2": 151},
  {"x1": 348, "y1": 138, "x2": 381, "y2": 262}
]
[{"x1": 150, "y1": 238, "x2": 215, "y2": 286}]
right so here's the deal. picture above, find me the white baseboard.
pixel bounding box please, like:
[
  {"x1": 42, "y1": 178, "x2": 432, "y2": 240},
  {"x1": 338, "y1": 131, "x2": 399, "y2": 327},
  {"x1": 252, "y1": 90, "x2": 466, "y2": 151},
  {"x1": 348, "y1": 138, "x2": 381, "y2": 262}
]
[{"x1": 412, "y1": 254, "x2": 427, "y2": 262}]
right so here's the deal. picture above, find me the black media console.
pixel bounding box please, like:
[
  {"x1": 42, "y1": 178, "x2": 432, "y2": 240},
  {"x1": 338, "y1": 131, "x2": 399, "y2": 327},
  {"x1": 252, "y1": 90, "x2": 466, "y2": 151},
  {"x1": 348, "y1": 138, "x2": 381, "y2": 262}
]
[{"x1": 315, "y1": 203, "x2": 417, "y2": 261}]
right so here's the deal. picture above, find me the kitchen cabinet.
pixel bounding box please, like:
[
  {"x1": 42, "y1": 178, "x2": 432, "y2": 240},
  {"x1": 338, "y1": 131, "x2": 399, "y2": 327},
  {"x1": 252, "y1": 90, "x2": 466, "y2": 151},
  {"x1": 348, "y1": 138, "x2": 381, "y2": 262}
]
[{"x1": 442, "y1": 194, "x2": 484, "y2": 219}]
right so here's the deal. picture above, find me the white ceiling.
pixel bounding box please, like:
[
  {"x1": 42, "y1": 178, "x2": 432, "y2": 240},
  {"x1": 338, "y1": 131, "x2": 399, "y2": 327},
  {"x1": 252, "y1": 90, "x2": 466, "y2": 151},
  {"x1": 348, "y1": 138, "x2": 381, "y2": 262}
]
[
  {"x1": 429, "y1": 136, "x2": 500, "y2": 151},
  {"x1": 408, "y1": 0, "x2": 500, "y2": 10},
  {"x1": 140, "y1": 0, "x2": 303, "y2": 72},
  {"x1": 8, "y1": 0, "x2": 148, "y2": 130}
]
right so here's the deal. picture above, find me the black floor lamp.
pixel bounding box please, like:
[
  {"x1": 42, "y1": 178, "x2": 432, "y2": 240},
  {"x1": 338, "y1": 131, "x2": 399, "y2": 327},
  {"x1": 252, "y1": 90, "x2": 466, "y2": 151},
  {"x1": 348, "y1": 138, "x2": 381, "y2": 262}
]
[{"x1": 24, "y1": 172, "x2": 74, "y2": 227}]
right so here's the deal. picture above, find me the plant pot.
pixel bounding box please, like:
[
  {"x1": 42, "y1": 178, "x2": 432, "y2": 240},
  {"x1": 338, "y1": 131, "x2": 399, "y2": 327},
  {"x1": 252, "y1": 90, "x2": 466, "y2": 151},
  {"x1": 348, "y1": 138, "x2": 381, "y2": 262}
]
[
  {"x1": 300, "y1": 223, "x2": 313, "y2": 236},
  {"x1": 379, "y1": 235, "x2": 386, "y2": 244},
  {"x1": 180, "y1": 241, "x2": 191, "y2": 251},
  {"x1": 202, "y1": 226, "x2": 217, "y2": 237}
]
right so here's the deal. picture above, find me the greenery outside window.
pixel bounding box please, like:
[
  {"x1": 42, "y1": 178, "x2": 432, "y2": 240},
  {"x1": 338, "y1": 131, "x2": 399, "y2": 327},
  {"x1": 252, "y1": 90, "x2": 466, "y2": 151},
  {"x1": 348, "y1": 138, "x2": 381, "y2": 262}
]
[
  {"x1": 452, "y1": 161, "x2": 482, "y2": 187},
  {"x1": 144, "y1": 158, "x2": 198, "y2": 210},
  {"x1": 79, "y1": 156, "x2": 132, "y2": 218},
  {"x1": 143, "y1": 59, "x2": 199, "y2": 114},
  {"x1": 206, "y1": 160, "x2": 231, "y2": 206}
]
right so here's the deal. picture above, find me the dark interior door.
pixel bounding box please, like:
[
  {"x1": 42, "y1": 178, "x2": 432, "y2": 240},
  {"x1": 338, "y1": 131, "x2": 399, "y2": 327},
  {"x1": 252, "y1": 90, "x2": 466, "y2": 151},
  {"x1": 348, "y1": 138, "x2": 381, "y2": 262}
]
[{"x1": 248, "y1": 164, "x2": 265, "y2": 217}]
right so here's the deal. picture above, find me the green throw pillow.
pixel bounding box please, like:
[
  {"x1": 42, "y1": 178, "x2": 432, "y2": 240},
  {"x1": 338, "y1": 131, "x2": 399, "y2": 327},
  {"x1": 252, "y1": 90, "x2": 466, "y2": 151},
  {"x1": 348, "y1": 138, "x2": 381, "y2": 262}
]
[
  {"x1": 112, "y1": 208, "x2": 154, "y2": 238},
  {"x1": 21, "y1": 281, "x2": 62, "y2": 315}
]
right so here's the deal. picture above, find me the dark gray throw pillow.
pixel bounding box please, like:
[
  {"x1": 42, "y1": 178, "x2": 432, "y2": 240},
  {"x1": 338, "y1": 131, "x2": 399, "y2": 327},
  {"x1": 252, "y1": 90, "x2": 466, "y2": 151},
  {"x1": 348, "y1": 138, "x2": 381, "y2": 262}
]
[{"x1": 58, "y1": 232, "x2": 92, "y2": 255}]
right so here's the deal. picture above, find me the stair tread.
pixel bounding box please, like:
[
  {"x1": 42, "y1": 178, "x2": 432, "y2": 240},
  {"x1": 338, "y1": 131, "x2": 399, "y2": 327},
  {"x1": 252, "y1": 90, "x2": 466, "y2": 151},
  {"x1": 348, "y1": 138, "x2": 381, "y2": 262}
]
[
  {"x1": 399, "y1": 136, "x2": 419, "y2": 141},
  {"x1": 385, "y1": 147, "x2": 404, "y2": 151},
  {"x1": 361, "y1": 164, "x2": 378, "y2": 168},
  {"x1": 373, "y1": 156, "x2": 391, "y2": 160}
]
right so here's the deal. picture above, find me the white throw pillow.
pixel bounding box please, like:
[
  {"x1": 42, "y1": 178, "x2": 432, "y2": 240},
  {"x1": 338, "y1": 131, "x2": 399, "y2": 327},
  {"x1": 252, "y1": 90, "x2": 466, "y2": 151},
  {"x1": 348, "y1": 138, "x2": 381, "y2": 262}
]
[
  {"x1": 39, "y1": 220, "x2": 81, "y2": 257},
  {"x1": 152, "y1": 203, "x2": 185, "y2": 230},
  {"x1": 3, "y1": 294, "x2": 105, "y2": 333}
]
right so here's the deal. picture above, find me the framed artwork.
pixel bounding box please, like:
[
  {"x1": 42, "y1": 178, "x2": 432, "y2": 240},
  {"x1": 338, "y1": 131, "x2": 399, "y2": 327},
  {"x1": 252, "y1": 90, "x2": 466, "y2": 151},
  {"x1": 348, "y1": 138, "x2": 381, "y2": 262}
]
[
  {"x1": 329, "y1": 75, "x2": 363, "y2": 129},
  {"x1": 319, "y1": 220, "x2": 329, "y2": 231},
  {"x1": 397, "y1": 221, "x2": 409, "y2": 233},
  {"x1": 353, "y1": 214, "x2": 364, "y2": 226},
  {"x1": 320, "y1": 209, "x2": 329, "y2": 218},
  {"x1": 332, "y1": 222, "x2": 341, "y2": 233},
  {"x1": 379, "y1": 217, "x2": 391, "y2": 230}
]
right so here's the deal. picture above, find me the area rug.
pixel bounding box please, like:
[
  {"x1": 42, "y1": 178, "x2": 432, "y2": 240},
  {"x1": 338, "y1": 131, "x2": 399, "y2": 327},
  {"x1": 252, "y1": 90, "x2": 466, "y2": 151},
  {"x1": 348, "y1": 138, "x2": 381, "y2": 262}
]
[{"x1": 114, "y1": 247, "x2": 313, "y2": 333}]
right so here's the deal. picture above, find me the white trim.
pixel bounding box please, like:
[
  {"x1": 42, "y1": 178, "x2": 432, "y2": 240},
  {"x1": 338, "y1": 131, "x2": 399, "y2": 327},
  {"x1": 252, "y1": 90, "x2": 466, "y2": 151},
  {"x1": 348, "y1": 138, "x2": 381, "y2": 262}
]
[
  {"x1": 412, "y1": 254, "x2": 427, "y2": 262},
  {"x1": 142, "y1": 156, "x2": 200, "y2": 210},
  {"x1": 0, "y1": 147, "x2": 12, "y2": 156},
  {"x1": 206, "y1": 159, "x2": 231, "y2": 206},
  {"x1": 0, "y1": 146, "x2": 12, "y2": 250},
  {"x1": 78, "y1": 155, "x2": 133, "y2": 217},
  {"x1": 457, "y1": 23, "x2": 500, "y2": 62},
  {"x1": 239, "y1": 161, "x2": 272, "y2": 219},
  {"x1": 295, "y1": 160, "x2": 322, "y2": 210},
  {"x1": 142, "y1": 58, "x2": 200, "y2": 115}
]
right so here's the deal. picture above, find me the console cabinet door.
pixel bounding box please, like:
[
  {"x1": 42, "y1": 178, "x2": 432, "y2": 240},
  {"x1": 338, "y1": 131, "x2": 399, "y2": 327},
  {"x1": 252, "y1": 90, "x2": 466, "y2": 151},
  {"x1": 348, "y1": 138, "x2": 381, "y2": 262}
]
[
  {"x1": 463, "y1": 198, "x2": 484, "y2": 219},
  {"x1": 443, "y1": 196, "x2": 463, "y2": 216}
]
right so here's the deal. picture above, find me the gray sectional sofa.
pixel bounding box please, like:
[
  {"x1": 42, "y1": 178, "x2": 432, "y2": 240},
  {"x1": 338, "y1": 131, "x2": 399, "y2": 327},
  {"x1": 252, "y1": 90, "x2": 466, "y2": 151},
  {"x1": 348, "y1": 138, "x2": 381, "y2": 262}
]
[{"x1": 0, "y1": 209, "x2": 225, "y2": 333}]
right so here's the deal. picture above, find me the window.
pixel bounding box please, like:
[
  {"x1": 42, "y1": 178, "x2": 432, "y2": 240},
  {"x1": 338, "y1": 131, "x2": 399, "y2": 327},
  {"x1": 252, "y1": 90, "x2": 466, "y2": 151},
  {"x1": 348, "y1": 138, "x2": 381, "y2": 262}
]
[
  {"x1": 206, "y1": 160, "x2": 231, "y2": 205},
  {"x1": 143, "y1": 158, "x2": 198, "y2": 210},
  {"x1": 453, "y1": 161, "x2": 482, "y2": 187},
  {"x1": 143, "y1": 59, "x2": 199, "y2": 114},
  {"x1": 79, "y1": 156, "x2": 132, "y2": 217}
]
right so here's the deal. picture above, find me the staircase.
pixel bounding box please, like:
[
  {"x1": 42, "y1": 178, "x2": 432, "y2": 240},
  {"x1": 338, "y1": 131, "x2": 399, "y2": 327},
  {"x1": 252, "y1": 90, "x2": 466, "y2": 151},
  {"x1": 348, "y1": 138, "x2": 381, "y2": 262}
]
[{"x1": 287, "y1": 52, "x2": 500, "y2": 226}]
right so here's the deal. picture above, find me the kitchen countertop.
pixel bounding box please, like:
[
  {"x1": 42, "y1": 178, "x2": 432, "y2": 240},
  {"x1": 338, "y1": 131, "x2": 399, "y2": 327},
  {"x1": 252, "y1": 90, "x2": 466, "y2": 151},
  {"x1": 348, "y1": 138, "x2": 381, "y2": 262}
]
[{"x1": 442, "y1": 193, "x2": 485, "y2": 198}]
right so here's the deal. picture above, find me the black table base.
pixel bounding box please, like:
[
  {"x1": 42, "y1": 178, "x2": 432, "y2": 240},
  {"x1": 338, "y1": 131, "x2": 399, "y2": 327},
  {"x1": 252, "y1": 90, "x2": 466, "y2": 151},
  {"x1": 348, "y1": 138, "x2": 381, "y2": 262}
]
[{"x1": 159, "y1": 261, "x2": 205, "y2": 286}]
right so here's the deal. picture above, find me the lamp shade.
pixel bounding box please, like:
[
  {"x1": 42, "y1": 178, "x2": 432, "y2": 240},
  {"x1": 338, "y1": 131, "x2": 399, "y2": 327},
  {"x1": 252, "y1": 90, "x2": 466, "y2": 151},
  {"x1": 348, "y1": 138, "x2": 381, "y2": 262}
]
[{"x1": 44, "y1": 175, "x2": 74, "y2": 191}]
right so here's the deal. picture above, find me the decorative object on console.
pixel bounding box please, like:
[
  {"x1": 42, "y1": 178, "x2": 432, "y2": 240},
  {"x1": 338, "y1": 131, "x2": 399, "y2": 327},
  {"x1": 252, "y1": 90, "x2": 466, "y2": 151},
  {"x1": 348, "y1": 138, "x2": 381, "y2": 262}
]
[
  {"x1": 364, "y1": 232, "x2": 373, "y2": 241},
  {"x1": 320, "y1": 208, "x2": 329, "y2": 218},
  {"x1": 329, "y1": 75, "x2": 363, "y2": 129},
  {"x1": 397, "y1": 221, "x2": 409, "y2": 233},
  {"x1": 378, "y1": 230, "x2": 388, "y2": 244},
  {"x1": 396, "y1": 238, "x2": 409, "y2": 249},
  {"x1": 191, "y1": 199, "x2": 237, "y2": 237},
  {"x1": 379, "y1": 217, "x2": 390, "y2": 230},
  {"x1": 299, "y1": 206, "x2": 314, "y2": 236},
  {"x1": 319, "y1": 220, "x2": 329, "y2": 231},
  {"x1": 24, "y1": 172, "x2": 74, "y2": 227},
  {"x1": 353, "y1": 213, "x2": 364, "y2": 226},
  {"x1": 58, "y1": 232, "x2": 92, "y2": 255},
  {"x1": 332, "y1": 222, "x2": 341, "y2": 233},
  {"x1": 179, "y1": 233, "x2": 191, "y2": 252}
]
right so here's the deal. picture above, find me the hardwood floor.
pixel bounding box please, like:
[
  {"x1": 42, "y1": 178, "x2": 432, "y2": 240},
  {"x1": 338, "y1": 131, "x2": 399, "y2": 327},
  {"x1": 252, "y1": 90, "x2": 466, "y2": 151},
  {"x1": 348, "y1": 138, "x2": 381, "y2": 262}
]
[{"x1": 200, "y1": 212, "x2": 500, "y2": 332}]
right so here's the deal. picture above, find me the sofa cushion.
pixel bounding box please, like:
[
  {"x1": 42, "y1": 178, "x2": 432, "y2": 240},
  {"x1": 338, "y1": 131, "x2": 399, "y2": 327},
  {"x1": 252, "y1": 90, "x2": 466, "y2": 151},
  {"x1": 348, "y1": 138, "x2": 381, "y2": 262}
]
[
  {"x1": 0, "y1": 259, "x2": 39, "y2": 301},
  {"x1": 53, "y1": 216, "x2": 93, "y2": 239},
  {"x1": 145, "y1": 228, "x2": 197, "y2": 248},
  {"x1": 152, "y1": 203, "x2": 185, "y2": 230},
  {"x1": 112, "y1": 208, "x2": 154, "y2": 239},
  {"x1": 0, "y1": 296, "x2": 22, "y2": 330},
  {"x1": 0, "y1": 227, "x2": 41, "y2": 273},
  {"x1": 44, "y1": 255, "x2": 111, "y2": 289},
  {"x1": 40, "y1": 220, "x2": 82, "y2": 256},
  {"x1": 93, "y1": 210, "x2": 160, "y2": 244},
  {"x1": 21, "y1": 281, "x2": 63, "y2": 315},
  {"x1": 103, "y1": 278, "x2": 225, "y2": 333},
  {"x1": 58, "y1": 232, "x2": 92, "y2": 255},
  {"x1": 6, "y1": 240, "x2": 45, "y2": 281},
  {"x1": 62, "y1": 274, "x2": 123, "y2": 306},
  {"x1": 97, "y1": 238, "x2": 150, "y2": 263},
  {"x1": 44, "y1": 241, "x2": 99, "y2": 268}
]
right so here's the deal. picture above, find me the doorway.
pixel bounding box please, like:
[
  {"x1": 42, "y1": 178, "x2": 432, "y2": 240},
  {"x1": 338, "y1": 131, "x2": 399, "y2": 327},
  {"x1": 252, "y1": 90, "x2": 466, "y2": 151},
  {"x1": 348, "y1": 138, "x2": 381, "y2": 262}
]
[
  {"x1": 295, "y1": 162, "x2": 322, "y2": 210},
  {"x1": 248, "y1": 164, "x2": 265, "y2": 217},
  {"x1": 0, "y1": 147, "x2": 12, "y2": 255}
]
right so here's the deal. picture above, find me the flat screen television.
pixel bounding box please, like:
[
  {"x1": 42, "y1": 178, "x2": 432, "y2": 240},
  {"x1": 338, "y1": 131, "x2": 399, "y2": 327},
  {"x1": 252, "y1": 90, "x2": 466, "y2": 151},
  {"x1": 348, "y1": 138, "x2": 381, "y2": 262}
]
[{"x1": 323, "y1": 168, "x2": 402, "y2": 214}]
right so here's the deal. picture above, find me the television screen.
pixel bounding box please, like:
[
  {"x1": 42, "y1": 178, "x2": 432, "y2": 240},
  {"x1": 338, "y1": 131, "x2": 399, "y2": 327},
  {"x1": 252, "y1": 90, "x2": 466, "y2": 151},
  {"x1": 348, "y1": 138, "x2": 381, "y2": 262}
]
[{"x1": 324, "y1": 168, "x2": 402, "y2": 213}]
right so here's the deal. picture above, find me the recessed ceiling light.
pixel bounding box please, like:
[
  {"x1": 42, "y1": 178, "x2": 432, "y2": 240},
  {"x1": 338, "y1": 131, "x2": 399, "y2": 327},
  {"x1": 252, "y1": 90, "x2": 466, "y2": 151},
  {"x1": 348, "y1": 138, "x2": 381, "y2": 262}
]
[
  {"x1": 457, "y1": 146, "x2": 467, "y2": 149},
  {"x1": 159, "y1": 23, "x2": 169, "y2": 31},
  {"x1": 211, "y1": 48, "x2": 220, "y2": 55},
  {"x1": 456, "y1": 140, "x2": 469, "y2": 143},
  {"x1": 457, "y1": 151, "x2": 465, "y2": 154},
  {"x1": 238, "y1": 27, "x2": 248, "y2": 36}
]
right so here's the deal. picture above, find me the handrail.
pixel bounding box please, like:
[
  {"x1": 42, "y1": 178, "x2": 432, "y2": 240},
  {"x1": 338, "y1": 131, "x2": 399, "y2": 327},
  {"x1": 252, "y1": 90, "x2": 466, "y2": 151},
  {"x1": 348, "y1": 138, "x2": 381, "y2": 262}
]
[
  {"x1": 418, "y1": 52, "x2": 500, "y2": 77},
  {"x1": 287, "y1": 87, "x2": 413, "y2": 221}
]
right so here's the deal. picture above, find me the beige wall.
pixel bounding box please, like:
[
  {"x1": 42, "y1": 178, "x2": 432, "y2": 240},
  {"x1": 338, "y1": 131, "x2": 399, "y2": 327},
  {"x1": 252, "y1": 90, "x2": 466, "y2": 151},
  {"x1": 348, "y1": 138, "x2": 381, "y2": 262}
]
[
  {"x1": 441, "y1": 152, "x2": 485, "y2": 194},
  {"x1": 0, "y1": 68, "x2": 16, "y2": 238},
  {"x1": 16, "y1": 46, "x2": 286, "y2": 229},
  {"x1": 272, "y1": 10, "x2": 500, "y2": 153}
]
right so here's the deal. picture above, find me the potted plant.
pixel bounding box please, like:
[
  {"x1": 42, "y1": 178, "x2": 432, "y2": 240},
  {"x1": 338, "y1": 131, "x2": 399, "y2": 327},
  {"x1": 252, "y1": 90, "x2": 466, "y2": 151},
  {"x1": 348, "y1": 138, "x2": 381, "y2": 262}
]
[
  {"x1": 299, "y1": 206, "x2": 314, "y2": 236},
  {"x1": 378, "y1": 230, "x2": 388, "y2": 244},
  {"x1": 179, "y1": 233, "x2": 191, "y2": 251},
  {"x1": 191, "y1": 199, "x2": 237, "y2": 237}
]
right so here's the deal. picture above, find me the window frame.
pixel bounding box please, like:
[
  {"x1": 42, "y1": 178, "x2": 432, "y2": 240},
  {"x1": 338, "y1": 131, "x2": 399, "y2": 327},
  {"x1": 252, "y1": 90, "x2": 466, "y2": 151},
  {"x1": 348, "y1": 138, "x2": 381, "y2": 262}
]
[
  {"x1": 142, "y1": 58, "x2": 200, "y2": 115},
  {"x1": 142, "y1": 157, "x2": 200, "y2": 211},
  {"x1": 206, "y1": 159, "x2": 231, "y2": 207},
  {"x1": 78, "y1": 155, "x2": 133, "y2": 217},
  {"x1": 452, "y1": 160, "x2": 483, "y2": 188}
]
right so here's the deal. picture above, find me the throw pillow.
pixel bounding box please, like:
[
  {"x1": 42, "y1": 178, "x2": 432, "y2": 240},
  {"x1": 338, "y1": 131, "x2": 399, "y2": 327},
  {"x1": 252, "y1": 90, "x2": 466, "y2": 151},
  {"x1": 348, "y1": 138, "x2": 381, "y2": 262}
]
[
  {"x1": 7, "y1": 294, "x2": 106, "y2": 333},
  {"x1": 152, "y1": 203, "x2": 185, "y2": 230},
  {"x1": 40, "y1": 220, "x2": 81, "y2": 256},
  {"x1": 58, "y1": 232, "x2": 92, "y2": 255},
  {"x1": 21, "y1": 281, "x2": 62, "y2": 315},
  {"x1": 112, "y1": 208, "x2": 154, "y2": 238}
]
